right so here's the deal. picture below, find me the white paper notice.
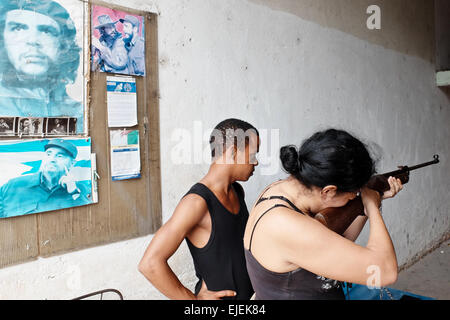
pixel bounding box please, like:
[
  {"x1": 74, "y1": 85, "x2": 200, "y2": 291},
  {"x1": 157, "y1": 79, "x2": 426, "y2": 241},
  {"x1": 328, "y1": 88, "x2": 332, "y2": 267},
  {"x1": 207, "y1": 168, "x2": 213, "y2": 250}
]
[
  {"x1": 106, "y1": 76, "x2": 138, "y2": 127},
  {"x1": 110, "y1": 130, "x2": 141, "y2": 181}
]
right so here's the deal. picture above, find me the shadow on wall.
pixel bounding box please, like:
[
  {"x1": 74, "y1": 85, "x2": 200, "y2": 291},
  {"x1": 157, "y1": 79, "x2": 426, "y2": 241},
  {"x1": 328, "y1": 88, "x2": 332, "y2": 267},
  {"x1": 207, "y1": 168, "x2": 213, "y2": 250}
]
[
  {"x1": 439, "y1": 86, "x2": 450, "y2": 100},
  {"x1": 248, "y1": 0, "x2": 435, "y2": 62}
]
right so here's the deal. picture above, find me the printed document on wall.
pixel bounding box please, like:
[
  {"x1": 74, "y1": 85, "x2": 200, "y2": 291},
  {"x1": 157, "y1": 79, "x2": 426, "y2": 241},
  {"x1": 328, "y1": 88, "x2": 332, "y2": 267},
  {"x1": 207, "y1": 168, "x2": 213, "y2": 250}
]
[
  {"x1": 110, "y1": 130, "x2": 141, "y2": 181},
  {"x1": 106, "y1": 76, "x2": 137, "y2": 127}
]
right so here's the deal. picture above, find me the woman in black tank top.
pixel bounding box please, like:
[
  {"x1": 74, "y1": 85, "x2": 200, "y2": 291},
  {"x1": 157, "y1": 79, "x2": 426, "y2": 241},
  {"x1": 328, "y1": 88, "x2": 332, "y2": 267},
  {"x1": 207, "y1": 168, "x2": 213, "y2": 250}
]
[
  {"x1": 185, "y1": 182, "x2": 254, "y2": 300},
  {"x1": 243, "y1": 129, "x2": 403, "y2": 300},
  {"x1": 138, "y1": 118, "x2": 260, "y2": 300}
]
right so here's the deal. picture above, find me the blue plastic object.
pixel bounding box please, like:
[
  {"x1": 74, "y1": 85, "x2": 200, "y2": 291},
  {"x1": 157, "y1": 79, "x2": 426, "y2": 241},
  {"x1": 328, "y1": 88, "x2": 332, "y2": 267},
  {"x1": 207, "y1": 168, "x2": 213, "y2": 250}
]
[{"x1": 342, "y1": 283, "x2": 435, "y2": 300}]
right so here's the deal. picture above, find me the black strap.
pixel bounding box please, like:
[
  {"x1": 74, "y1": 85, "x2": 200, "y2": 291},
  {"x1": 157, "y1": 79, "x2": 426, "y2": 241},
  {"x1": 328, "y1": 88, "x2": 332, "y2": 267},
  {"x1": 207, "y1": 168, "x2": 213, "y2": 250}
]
[
  {"x1": 249, "y1": 192, "x2": 305, "y2": 253},
  {"x1": 256, "y1": 195, "x2": 303, "y2": 214},
  {"x1": 248, "y1": 204, "x2": 289, "y2": 253}
]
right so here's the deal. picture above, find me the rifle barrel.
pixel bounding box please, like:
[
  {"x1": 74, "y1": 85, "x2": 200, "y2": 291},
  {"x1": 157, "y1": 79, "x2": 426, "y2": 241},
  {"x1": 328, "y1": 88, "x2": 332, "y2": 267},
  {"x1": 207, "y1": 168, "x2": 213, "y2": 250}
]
[
  {"x1": 407, "y1": 155, "x2": 440, "y2": 171},
  {"x1": 382, "y1": 155, "x2": 439, "y2": 177}
]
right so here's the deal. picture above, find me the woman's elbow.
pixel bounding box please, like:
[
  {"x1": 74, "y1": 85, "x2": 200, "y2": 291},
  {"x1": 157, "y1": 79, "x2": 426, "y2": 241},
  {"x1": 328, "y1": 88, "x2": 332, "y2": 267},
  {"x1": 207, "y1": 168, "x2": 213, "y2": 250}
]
[
  {"x1": 138, "y1": 255, "x2": 159, "y2": 279},
  {"x1": 383, "y1": 268, "x2": 398, "y2": 286},
  {"x1": 381, "y1": 261, "x2": 398, "y2": 286},
  {"x1": 366, "y1": 256, "x2": 398, "y2": 287}
]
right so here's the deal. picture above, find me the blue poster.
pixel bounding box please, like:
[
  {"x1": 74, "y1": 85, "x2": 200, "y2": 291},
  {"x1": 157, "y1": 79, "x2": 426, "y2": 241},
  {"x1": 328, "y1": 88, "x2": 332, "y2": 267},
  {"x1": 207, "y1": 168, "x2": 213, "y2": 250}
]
[
  {"x1": 0, "y1": 137, "x2": 93, "y2": 218},
  {"x1": 0, "y1": 0, "x2": 86, "y2": 133}
]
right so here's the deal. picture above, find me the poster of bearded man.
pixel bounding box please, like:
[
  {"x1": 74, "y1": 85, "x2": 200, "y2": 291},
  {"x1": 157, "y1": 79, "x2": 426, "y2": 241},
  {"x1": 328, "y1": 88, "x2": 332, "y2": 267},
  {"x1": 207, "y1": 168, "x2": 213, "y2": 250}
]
[{"x1": 0, "y1": 0, "x2": 87, "y2": 133}]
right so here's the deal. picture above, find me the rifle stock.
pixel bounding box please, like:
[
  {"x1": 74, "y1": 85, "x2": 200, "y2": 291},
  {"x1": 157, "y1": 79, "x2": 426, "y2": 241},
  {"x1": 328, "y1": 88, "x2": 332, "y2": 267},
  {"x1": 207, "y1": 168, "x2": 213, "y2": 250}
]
[{"x1": 314, "y1": 155, "x2": 439, "y2": 234}]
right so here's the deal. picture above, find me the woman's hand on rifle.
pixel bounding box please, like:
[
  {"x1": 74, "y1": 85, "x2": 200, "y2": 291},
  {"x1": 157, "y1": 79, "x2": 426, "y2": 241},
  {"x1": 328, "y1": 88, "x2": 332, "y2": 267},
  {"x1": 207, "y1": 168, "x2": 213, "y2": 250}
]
[
  {"x1": 361, "y1": 187, "x2": 382, "y2": 217},
  {"x1": 381, "y1": 176, "x2": 403, "y2": 200}
]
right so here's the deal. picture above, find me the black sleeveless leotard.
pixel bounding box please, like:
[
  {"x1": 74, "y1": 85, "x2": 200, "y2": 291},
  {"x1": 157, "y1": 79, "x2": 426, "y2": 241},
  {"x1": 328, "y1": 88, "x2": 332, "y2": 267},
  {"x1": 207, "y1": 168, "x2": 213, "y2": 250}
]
[{"x1": 184, "y1": 182, "x2": 254, "y2": 300}]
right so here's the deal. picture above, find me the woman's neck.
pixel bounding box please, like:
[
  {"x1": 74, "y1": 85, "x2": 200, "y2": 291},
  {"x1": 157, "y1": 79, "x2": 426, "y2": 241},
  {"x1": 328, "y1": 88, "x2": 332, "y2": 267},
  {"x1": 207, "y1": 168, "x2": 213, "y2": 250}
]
[{"x1": 280, "y1": 176, "x2": 322, "y2": 216}]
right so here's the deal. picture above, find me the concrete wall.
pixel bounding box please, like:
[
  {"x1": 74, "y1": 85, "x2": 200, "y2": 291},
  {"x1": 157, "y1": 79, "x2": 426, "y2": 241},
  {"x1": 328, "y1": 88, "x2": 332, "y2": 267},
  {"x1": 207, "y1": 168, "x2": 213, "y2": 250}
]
[{"x1": 0, "y1": 0, "x2": 449, "y2": 299}]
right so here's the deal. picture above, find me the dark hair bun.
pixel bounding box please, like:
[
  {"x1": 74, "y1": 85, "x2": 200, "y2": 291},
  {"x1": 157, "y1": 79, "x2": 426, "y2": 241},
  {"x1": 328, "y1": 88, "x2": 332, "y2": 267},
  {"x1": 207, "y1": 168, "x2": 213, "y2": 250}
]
[
  {"x1": 279, "y1": 129, "x2": 375, "y2": 192},
  {"x1": 280, "y1": 145, "x2": 300, "y2": 174}
]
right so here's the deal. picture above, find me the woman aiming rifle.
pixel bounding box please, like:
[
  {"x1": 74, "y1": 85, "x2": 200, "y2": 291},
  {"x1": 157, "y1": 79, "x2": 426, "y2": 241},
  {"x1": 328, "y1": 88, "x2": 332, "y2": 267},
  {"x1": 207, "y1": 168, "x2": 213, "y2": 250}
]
[{"x1": 243, "y1": 128, "x2": 403, "y2": 300}]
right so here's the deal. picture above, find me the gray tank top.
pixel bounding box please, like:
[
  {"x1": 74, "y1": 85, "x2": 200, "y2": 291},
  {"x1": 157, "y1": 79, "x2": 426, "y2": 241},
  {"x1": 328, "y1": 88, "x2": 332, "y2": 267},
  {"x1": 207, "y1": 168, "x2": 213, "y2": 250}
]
[{"x1": 244, "y1": 195, "x2": 345, "y2": 300}]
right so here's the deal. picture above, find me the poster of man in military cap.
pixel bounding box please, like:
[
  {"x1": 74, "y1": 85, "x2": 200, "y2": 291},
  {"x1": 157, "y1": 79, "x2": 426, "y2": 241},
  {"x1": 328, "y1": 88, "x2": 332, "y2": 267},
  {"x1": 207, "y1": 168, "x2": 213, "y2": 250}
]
[
  {"x1": 91, "y1": 5, "x2": 146, "y2": 76},
  {"x1": 0, "y1": 137, "x2": 93, "y2": 218}
]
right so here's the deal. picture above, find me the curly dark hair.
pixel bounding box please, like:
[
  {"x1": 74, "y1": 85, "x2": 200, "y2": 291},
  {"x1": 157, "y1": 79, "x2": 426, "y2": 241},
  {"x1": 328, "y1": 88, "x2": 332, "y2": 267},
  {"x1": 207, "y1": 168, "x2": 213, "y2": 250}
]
[
  {"x1": 0, "y1": 0, "x2": 81, "y2": 85},
  {"x1": 209, "y1": 118, "x2": 259, "y2": 158}
]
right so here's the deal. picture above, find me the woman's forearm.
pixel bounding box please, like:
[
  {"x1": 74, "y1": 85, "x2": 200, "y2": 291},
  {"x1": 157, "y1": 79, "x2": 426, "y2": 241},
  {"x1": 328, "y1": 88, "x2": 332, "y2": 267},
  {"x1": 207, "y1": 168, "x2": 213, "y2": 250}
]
[
  {"x1": 342, "y1": 215, "x2": 368, "y2": 241},
  {"x1": 365, "y1": 205, "x2": 398, "y2": 284},
  {"x1": 139, "y1": 258, "x2": 197, "y2": 300}
]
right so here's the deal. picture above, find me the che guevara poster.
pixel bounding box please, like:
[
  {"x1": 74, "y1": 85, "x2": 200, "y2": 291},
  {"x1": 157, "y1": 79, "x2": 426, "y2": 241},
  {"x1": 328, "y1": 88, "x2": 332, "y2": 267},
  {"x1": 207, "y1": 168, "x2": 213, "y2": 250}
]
[{"x1": 0, "y1": 0, "x2": 86, "y2": 133}]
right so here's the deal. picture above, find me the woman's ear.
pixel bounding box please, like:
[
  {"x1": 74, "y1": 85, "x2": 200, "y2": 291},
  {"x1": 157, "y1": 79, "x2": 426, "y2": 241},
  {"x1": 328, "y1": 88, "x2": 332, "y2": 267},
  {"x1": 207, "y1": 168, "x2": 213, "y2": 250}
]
[{"x1": 320, "y1": 185, "x2": 338, "y2": 202}]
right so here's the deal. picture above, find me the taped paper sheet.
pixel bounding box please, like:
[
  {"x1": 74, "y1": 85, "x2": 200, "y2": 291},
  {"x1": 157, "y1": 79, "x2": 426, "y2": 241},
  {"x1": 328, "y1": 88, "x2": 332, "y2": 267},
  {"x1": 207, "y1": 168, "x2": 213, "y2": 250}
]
[
  {"x1": 106, "y1": 76, "x2": 138, "y2": 127},
  {"x1": 110, "y1": 129, "x2": 141, "y2": 181}
]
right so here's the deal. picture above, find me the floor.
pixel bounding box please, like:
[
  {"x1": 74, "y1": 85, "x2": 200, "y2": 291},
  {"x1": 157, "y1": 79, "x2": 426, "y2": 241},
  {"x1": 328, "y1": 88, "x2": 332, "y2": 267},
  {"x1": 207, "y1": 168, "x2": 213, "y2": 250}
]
[{"x1": 389, "y1": 239, "x2": 450, "y2": 300}]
